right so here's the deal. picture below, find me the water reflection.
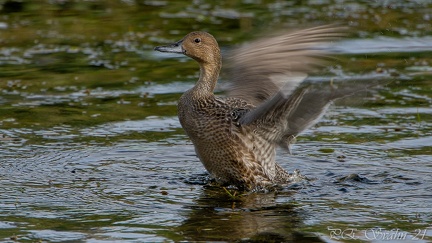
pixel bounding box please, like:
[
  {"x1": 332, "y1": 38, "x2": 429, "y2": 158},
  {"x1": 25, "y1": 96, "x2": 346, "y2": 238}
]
[
  {"x1": 1, "y1": 0, "x2": 432, "y2": 242},
  {"x1": 176, "y1": 188, "x2": 318, "y2": 242},
  {"x1": 0, "y1": 117, "x2": 431, "y2": 241}
]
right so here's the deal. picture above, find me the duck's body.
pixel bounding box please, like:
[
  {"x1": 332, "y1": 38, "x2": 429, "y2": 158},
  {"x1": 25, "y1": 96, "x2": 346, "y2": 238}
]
[
  {"x1": 155, "y1": 27, "x2": 357, "y2": 190},
  {"x1": 178, "y1": 91, "x2": 278, "y2": 189}
]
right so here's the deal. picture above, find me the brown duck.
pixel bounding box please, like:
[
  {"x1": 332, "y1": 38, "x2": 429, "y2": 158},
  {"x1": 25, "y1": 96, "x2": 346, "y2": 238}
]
[{"x1": 155, "y1": 26, "x2": 366, "y2": 191}]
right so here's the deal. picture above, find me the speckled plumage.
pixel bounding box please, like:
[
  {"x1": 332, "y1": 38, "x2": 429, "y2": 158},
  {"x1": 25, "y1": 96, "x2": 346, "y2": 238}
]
[
  {"x1": 154, "y1": 26, "x2": 353, "y2": 190},
  {"x1": 178, "y1": 94, "x2": 276, "y2": 189}
]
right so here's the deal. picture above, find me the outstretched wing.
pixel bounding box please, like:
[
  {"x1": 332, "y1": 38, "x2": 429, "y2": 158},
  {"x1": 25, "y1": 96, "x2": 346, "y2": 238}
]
[
  {"x1": 272, "y1": 79, "x2": 388, "y2": 152},
  {"x1": 223, "y1": 25, "x2": 388, "y2": 151},
  {"x1": 224, "y1": 25, "x2": 345, "y2": 105}
]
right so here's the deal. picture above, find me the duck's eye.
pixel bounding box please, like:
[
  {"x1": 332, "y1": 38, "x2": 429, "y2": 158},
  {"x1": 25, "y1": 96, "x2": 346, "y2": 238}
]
[{"x1": 194, "y1": 38, "x2": 201, "y2": 43}]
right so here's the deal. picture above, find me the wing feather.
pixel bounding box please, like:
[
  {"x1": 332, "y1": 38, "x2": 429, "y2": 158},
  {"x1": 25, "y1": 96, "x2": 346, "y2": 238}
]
[{"x1": 224, "y1": 25, "x2": 346, "y2": 105}]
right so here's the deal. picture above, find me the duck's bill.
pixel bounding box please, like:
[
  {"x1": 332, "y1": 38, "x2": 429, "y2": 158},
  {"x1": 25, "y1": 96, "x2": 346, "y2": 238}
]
[{"x1": 154, "y1": 40, "x2": 183, "y2": 54}]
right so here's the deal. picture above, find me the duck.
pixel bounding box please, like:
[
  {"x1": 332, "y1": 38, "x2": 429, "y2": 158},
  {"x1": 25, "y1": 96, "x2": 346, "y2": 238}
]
[{"x1": 154, "y1": 25, "x2": 367, "y2": 191}]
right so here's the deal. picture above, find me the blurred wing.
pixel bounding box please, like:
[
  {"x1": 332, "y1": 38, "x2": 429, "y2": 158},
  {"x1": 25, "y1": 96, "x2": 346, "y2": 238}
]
[
  {"x1": 224, "y1": 25, "x2": 346, "y2": 105},
  {"x1": 241, "y1": 78, "x2": 390, "y2": 152},
  {"x1": 223, "y1": 24, "x2": 392, "y2": 151}
]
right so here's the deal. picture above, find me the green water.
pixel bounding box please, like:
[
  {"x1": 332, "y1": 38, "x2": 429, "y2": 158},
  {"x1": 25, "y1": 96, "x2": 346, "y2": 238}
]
[{"x1": 1, "y1": 1, "x2": 431, "y2": 242}]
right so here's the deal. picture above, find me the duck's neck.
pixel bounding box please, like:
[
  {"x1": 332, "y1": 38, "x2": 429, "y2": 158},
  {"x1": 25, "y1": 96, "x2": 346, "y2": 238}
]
[{"x1": 190, "y1": 60, "x2": 221, "y2": 99}]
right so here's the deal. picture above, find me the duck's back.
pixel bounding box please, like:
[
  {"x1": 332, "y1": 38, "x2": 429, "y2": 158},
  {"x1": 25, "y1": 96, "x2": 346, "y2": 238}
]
[{"x1": 178, "y1": 91, "x2": 277, "y2": 189}]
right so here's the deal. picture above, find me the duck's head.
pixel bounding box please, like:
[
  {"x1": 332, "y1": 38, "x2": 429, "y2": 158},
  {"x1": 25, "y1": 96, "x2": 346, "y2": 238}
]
[{"x1": 154, "y1": 31, "x2": 221, "y2": 65}]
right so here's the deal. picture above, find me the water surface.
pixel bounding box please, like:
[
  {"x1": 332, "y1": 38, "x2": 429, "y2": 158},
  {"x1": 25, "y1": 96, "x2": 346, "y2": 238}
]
[{"x1": 0, "y1": 1, "x2": 431, "y2": 242}]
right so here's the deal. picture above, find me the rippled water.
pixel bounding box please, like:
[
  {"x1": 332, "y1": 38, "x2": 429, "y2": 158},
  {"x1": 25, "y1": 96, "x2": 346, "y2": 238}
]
[{"x1": 1, "y1": 1, "x2": 431, "y2": 242}]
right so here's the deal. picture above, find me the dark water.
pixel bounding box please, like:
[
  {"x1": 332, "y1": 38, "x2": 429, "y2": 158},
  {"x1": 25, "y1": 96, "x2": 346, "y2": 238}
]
[{"x1": 0, "y1": 1, "x2": 431, "y2": 242}]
